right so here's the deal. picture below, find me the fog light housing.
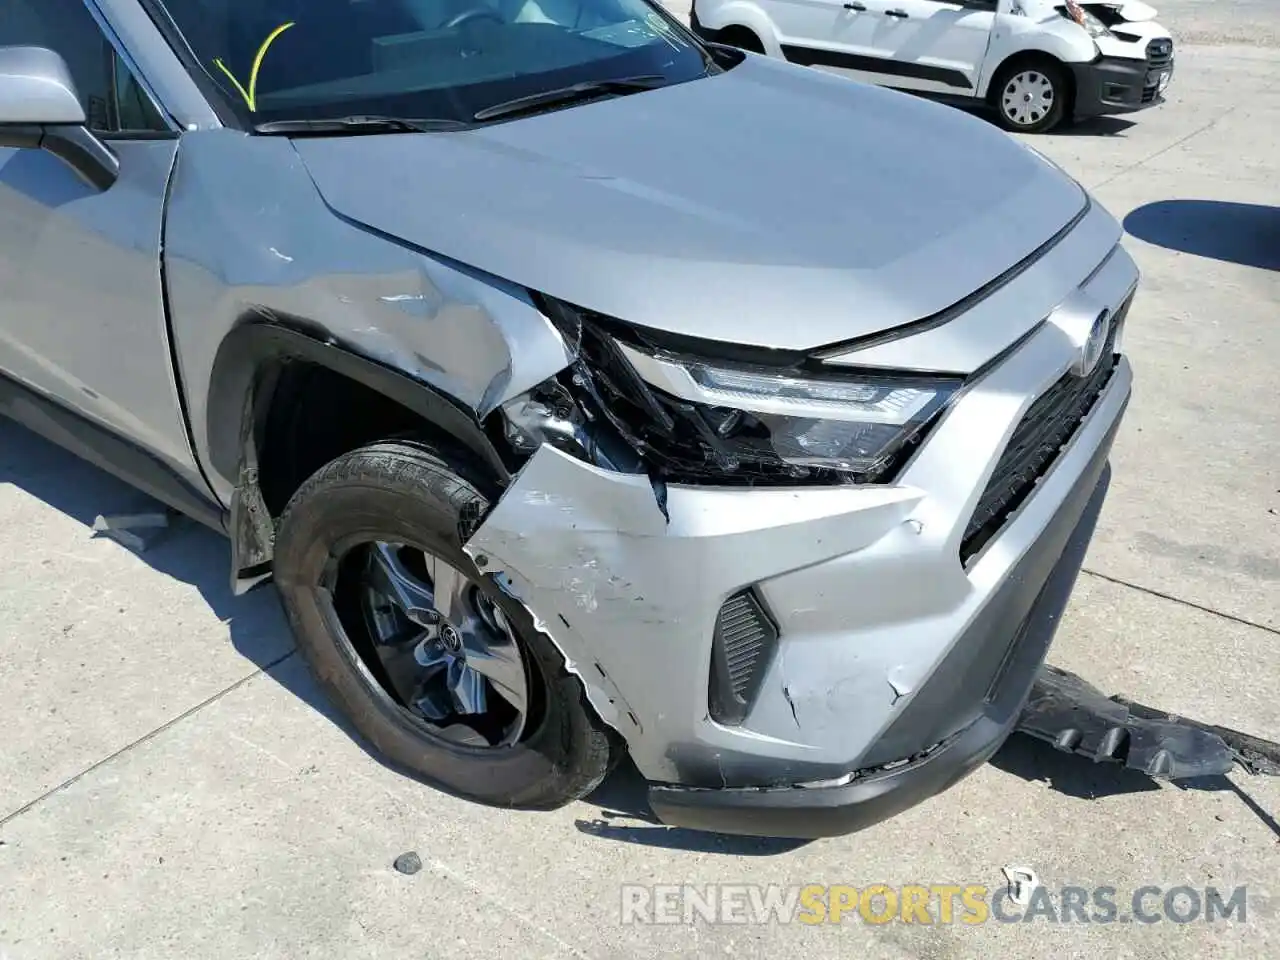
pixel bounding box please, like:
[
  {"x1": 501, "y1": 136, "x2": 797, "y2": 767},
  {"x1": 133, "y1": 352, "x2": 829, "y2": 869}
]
[{"x1": 708, "y1": 589, "x2": 779, "y2": 726}]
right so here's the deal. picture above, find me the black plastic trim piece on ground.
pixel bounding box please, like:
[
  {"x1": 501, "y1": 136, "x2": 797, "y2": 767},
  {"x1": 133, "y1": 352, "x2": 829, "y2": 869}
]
[{"x1": 1018, "y1": 666, "x2": 1280, "y2": 779}]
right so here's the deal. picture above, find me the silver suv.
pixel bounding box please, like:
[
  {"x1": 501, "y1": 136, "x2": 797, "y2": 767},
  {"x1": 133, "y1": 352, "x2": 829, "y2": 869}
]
[{"x1": 0, "y1": 0, "x2": 1134, "y2": 838}]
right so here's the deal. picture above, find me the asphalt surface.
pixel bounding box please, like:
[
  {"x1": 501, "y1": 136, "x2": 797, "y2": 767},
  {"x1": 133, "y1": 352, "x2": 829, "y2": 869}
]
[{"x1": 2, "y1": 5, "x2": 1277, "y2": 959}]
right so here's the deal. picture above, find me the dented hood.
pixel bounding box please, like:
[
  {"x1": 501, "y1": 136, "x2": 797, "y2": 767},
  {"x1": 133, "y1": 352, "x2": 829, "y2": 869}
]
[
  {"x1": 292, "y1": 54, "x2": 1087, "y2": 352},
  {"x1": 1085, "y1": 0, "x2": 1159, "y2": 22},
  {"x1": 1023, "y1": 0, "x2": 1159, "y2": 22}
]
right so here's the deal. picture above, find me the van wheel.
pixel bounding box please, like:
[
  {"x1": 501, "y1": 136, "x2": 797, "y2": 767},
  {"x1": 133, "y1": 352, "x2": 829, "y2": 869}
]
[
  {"x1": 719, "y1": 25, "x2": 766, "y2": 54},
  {"x1": 272, "y1": 440, "x2": 618, "y2": 810},
  {"x1": 991, "y1": 58, "x2": 1068, "y2": 133}
]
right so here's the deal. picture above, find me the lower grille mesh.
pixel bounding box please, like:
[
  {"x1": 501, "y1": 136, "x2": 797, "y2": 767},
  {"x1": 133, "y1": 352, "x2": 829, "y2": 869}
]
[
  {"x1": 960, "y1": 298, "x2": 1129, "y2": 564},
  {"x1": 722, "y1": 596, "x2": 769, "y2": 695},
  {"x1": 708, "y1": 590, "x2": 779, "y2": 725},
  {"x1": 1147, "y1": 38, "x2": 1173, "y2": 68}
]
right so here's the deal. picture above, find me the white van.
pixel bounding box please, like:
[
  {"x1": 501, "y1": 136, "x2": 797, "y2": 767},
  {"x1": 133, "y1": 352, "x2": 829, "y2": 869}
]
[{"x1": 689, "y1": 0, "x2": 1173, "y2": 132}]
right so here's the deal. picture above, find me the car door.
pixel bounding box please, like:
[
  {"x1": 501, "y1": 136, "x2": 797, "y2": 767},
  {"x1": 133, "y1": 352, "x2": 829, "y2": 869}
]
[
  {"x1": 767, "y1": 0, "x2": 885, "y2": 68},
  {"x1": 860, "y1": 0, "x2": 997, "y2": 95},
  {"x1": 0, "y1": 0, "x2": 207, "y2": 490}
]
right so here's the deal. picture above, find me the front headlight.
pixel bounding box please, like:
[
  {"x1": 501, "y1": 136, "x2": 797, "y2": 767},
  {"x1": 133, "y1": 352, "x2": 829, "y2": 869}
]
[
  {"x1": 1060, "y1": 1, "x2": 1113, "y2": 38},
  {"x1": 504, "y1": 300, "x2": 963, "y2": 485},
  {"x1": 615, "y1": 343, "x2": 957, "y2": 478}
]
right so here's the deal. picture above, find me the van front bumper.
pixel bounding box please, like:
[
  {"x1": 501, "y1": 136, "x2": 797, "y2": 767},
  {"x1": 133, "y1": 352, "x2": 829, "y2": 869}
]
[{"x1": 1071, "y1": 51, "x2": 1173, "y2": 119}]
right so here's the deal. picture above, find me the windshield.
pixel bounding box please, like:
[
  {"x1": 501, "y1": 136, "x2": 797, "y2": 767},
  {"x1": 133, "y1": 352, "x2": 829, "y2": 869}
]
[{"x1": 153, "y1": 0, "x2": 715, "y2": 126}]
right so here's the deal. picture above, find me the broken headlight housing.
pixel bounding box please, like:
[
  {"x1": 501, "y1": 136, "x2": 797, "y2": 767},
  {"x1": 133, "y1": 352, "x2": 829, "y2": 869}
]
[
  {"x1": 612, "y1": 342, "x2": 957, "y2": 480},
  {"x1": 1059, "y1": 1, "x2": 1113, "y2": 38},
  {"x1": 500, "y1": 304, "x2": 960, "y2": 486}
]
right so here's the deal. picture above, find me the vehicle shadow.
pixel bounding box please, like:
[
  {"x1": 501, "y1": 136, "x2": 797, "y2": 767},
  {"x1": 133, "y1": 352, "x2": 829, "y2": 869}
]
[
  {"x1": 11, "y1": 419, "x2": 1274, "y2": 852},
  {"x1": 961, "y1": 107, "x2": 1138, "y2": 138},
  {"x1": 0, "y1": 417, "x2": 306, "y2": 688},
  {"x1": 588, "y1": 733, "x2": 1280, "y2": 851},
  {"x1": 578, "y1": 757, "x2": 811, "y2": 855},
  {"x1": 1, "y1": 418, "x2": 806, "y2": 854},
  {"x1": 989, "y1": 732, "x2": 1162, "y2": 799},
  {"x1": 0, "y1": 417, "x2": 481, "y2": 784},
  {"x1": 992, "y1": 732, "x2": 1280, "y2": 839},
  {"x1": 1123, "y1": 200, "x2": 1280, "y2": 270},
  {"x1": 1049, "y1": 116, "x2": 1139, "y2": 137}
]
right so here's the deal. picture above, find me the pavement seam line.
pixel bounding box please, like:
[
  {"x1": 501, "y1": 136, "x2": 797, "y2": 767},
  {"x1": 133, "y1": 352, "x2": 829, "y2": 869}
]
[
  {"x1": 1092, "y1": 104, "x2": 1241, "y2": 191},
  {"x1": 1082, "y1": 567, "x2": 1278, "y2": 635},
  {"x1": 0, "y1": 649, "x2": 298, "y2": 828}
]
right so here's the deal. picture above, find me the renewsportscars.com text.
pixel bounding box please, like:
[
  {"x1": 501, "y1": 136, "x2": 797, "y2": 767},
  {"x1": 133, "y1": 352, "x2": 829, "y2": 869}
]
[{"x1": 620, "y1": 883, "x2": 1249, "y2": 925}]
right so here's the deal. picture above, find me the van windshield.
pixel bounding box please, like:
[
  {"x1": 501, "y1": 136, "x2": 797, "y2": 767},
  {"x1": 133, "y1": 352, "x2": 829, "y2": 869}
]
[{"x1": 154, "y1": 0, "x2": 714, "y2": 127}]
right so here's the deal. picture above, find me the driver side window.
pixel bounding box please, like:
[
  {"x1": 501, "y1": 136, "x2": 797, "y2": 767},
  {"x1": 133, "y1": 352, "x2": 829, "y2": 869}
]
[{"x1": 0, "y1": 0, "x2": 170, "y2": 135}]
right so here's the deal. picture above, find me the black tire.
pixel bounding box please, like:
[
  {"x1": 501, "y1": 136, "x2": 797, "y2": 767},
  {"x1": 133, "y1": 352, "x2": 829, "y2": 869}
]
[
  {"x1": 273, "y1": 440, "x2": 618, "y2": 810},
  {"x1": 719, "y1": 25, "x2": 766, "y2": 54},
  {"x1": 990, "y1": 57, "x2": 1069, "y2": 134}
]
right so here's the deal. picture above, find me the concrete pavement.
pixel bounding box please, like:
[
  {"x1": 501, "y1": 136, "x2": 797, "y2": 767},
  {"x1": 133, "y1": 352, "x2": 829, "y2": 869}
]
[{"x1": 1, "y1": 5, "x2": 1277, "y2": 959}]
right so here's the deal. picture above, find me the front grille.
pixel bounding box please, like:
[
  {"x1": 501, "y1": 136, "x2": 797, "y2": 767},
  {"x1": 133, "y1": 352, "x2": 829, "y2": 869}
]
[
  {"x1": 708, "y1": 589, "x2": 779, "y2": 726},
  {"x1": 960, "y1": 297, "x2": 1129, "y2": 564},
  {"x1": 1147, "y1": 38, "x2": 1174, "y2": 67},
  {"x1": 1144, "y1": 39, "x2": 1173, "y2": 102}
]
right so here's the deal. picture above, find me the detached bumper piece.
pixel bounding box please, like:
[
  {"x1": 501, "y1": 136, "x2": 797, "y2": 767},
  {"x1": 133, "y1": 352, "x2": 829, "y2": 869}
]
[
  {"x1": 1071, "y1": 40, "x2": 1174, "y2": 120},
  {"x1": 1016, "y1": 665, "x2": 1280, "y2": 779}
]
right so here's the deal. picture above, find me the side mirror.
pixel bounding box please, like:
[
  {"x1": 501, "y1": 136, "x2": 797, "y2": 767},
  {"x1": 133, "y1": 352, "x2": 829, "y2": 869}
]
[{"x1": 0, "y1": 46, "x2": 119, "y2": 191}]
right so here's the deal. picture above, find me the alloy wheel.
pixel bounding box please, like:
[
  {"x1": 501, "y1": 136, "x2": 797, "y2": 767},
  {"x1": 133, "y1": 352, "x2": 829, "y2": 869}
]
[{"x1": 348, "y1": 541, "x2": 531, "y2": 747}]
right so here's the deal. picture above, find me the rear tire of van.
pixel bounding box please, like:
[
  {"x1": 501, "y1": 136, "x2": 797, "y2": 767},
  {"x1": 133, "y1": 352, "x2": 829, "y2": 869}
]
[
  {"x1": 990, "y1": 57, "x2": 1069, "y2": 134},
  {"x1": 272, "y1": 439, "x2": 620, "y2": 811}
]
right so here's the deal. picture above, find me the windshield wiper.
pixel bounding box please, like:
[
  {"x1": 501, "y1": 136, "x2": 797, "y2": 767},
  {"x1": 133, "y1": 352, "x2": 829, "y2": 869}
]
[
  {"x1": 253, "y1": 115, "x2": 469, "y2": 136},
  {"x1": 472, "y1": 75, "x2": 668, "y2": 123}
]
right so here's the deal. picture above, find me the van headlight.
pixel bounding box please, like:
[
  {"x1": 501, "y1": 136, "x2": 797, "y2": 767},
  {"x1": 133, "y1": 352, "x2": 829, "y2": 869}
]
[{"x1": 1060, "y1": 1, "x2": 1113, "y2": 38}]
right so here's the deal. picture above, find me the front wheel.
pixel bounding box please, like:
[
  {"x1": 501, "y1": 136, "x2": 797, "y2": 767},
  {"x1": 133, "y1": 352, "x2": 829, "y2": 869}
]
[
  {"x1": 991, "y1": 59, "x2": 1069, "y2": 133},
  {"x1": 272, "y1": 440, "x2": 617, "y2": 810}
]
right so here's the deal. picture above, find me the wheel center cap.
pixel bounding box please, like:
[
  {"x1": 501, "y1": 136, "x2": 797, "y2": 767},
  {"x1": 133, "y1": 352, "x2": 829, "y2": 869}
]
[{"x1": 440, "y1": 623, "x2": 463, "y2": 654}]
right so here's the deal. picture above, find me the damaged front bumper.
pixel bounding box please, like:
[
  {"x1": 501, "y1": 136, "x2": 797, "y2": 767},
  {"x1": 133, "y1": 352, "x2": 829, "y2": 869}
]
[
  {"x1": 464, "y1": 244, "x2": 1137, "y2": 838},
  {"x1": 1072, "y1": 37, "x2": 1175, "y2": 120},
  {"x1": 648, "y1": 449, "x2": 1115, "y2": 838}
]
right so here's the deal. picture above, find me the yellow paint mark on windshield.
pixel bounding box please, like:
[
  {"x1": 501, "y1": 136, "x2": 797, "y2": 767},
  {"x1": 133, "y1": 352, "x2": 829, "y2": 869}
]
[{"x1": 213, "y1": 21, "x2": 296, "y2": 112}]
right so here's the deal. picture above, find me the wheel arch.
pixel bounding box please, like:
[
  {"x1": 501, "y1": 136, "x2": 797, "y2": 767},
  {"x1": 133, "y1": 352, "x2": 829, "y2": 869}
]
[
  {"x1": 205, "y1": 316, "x2": 515, "y2": 592},
  {"x1": 980, "y1": 48, "x2": 1078, "y2": 111},
  {"x1": 693, "y1": 1, "x2": 782, "y2": 56},
  {"x1": 978, "y1": 10, "x2": 1095, "y2": 97}
]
